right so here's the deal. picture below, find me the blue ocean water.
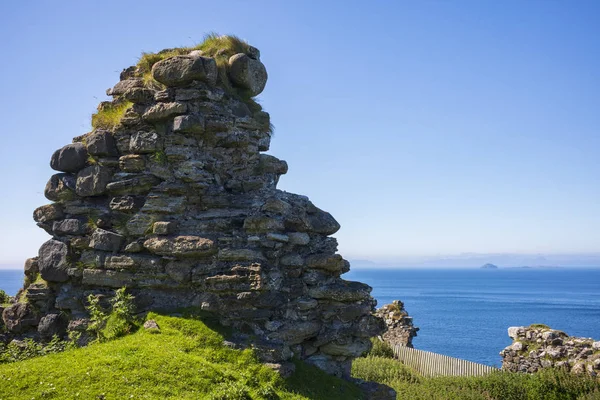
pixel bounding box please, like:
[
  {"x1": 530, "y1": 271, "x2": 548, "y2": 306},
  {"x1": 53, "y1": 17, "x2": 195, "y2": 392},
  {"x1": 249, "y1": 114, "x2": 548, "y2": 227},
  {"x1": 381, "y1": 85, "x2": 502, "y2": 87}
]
[
  {"x1": 1, "y1": 267, "x2": 599, "y2": 366},
  {"x1": 345, "y1": 268, "x2": 600, "y2": 367},
  {"x1": 0, "y1": 270, "x2": 23, "y2": 298}
]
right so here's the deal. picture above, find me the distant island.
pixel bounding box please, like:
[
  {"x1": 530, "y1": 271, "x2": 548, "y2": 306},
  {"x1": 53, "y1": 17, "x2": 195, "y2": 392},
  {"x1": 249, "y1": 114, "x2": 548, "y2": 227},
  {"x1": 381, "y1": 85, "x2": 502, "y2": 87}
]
[{"x1": 481, "y1": 263, "x2": 499, "y2": 269}]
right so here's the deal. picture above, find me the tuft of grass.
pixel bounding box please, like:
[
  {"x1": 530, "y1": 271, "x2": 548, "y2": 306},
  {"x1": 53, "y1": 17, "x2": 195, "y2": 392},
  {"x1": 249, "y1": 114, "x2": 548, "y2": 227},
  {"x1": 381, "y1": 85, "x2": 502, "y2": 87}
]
[
  {"x1": 0, "y1": 312, "x2": 362, "y2": 399},
  {"x1": 91, "y1": 101, "x2": 133, "y2": 131},
  {"x1": 151, "y1": 150, "x2": 168, "y2": 165}
]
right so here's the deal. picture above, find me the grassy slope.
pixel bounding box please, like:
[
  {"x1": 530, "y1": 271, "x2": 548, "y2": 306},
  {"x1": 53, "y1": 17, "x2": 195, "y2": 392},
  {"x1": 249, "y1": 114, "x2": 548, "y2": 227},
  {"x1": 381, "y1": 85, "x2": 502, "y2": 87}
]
[{"x1": 0, "y1": 313, "x2": 362, "y2": 400}]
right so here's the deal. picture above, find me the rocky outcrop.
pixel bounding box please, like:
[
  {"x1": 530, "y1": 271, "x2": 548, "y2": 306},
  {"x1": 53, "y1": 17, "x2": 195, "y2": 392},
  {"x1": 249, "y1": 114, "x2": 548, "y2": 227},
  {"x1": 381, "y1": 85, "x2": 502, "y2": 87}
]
[
  {"x1": 1, "y1": 37, "x2": 383, "y2": 378},
  {"x1": 500, "y1": 325, "x2": 600, "y2": 377},
  {"x1": 375, "y1": 300, "x2": 418, "y2": 348}
]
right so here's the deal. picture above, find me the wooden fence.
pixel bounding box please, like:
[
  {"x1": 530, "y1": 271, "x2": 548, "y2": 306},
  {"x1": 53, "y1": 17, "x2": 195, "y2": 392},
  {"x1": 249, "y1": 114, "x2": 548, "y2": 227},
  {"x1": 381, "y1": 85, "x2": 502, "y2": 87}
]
[{"x1": 392, "y1": 345, "x2": 499, "y2": 377}]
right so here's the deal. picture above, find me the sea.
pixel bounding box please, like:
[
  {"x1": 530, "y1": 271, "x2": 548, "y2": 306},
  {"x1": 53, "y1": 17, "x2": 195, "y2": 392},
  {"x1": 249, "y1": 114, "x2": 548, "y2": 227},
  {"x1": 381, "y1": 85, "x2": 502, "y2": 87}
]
[{"x1": 1, "y1": 267, "x2": 599, "y2": 367}]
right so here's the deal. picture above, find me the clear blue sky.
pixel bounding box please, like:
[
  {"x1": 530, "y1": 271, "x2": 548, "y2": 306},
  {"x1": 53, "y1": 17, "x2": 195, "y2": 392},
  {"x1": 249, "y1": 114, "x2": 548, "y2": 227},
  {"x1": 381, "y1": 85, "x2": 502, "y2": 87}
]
[{"x1": 0, "y1": 1, "x2": 599, "y2": 266}]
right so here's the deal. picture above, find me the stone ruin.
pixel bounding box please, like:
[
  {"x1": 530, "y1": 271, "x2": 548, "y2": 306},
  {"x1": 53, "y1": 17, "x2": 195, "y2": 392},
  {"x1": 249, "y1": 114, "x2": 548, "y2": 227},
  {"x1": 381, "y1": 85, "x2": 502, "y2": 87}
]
[
  {"x1": 375, "y1": 300, "x2": 418, "y2": 348},
  {"x1": 501, "y1": 325, "x2": 600, "y2": 377},
  {"x1": 0, "y1": 37, "x2": 385, "y2": 378}
]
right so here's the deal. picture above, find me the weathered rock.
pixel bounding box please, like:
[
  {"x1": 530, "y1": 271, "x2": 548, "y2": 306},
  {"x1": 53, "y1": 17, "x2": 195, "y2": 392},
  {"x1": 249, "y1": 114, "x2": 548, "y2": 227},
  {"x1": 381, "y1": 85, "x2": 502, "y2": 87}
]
[
  {"x1": 144, "y1": 236, "x2": 215, "y2": 257},
  {"x1": 153, "y1": 221, "x2": 175, "y2": 235},
  {"x1": 143, "y1": 319, "x2": 160, "y2": 332},
  {"x1": 152, "y1": 55, "x2": 217, "y2": 87},
  {"x1": 142, "y1": 102, "x2": 187, "y2": 122},
  {"x1": 33, "y1": 203, "x2": 64, "y2": 223},
  {"x1": 24, "y1": 257, "x2": 39, "y2": 278},
  {"x1": 89, "y1": 229, "x2": 125, "y2": 252},
  {"x1": 121, "y1": 87, "x2": 155, "y2": 104},
  {"x1": 38, "y1": 313, "x2": 67, "y2": 340},
  {"x1": 308, "y1": 281, "x2": 372, "y2": 302},
  {"x1": 2, "y1": 303, "x2": 39, "y2": 333},
  {"x1": 264, "y1": 362, "x2": 296, "y2": 378},
  {"x1": 50, "y1": 143, "x2": 88, "y2": 173},
  {"x1": 119, "y1": 154, "x2": 145, "y2": 172},
  {"x1": 228, "y1": 53, "x2": 267, "y2": 96},
  {"x1": 38, "y1": 239, "x2": 70, "y2": 282},
  {"x1": 82, "y1": 269, "x2": 133, "y2": 288},
  {"x1": 76, "y1": 165, "x2": 112, "y2": 196},
  {"x1": 356, "y1": 380, "x2": 397, "y2": 400},
  {"x1": 44, "y1": 173, "x2": 76, "y2": 202},
  {"x1": 130, "y1": 131, "x2": 161, "y2": 153},
  {"x1": 52, "y1": 219, "x2": 87, "y2": 236},
  {"x1": 86, "y1": 131, "x2": 117, "y2": 156},
  {"x1": 173, "y1": 114, "x2": 204, "y2": 134}
]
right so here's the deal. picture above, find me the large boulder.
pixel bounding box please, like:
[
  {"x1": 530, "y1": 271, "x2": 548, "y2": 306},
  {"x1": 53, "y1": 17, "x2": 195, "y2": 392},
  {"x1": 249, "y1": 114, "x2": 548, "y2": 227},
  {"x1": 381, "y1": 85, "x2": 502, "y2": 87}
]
[
  {"x1": 44, "y1": 173, "x2": 76, "y2": 202},
  {"x1": 38, "y1": 239, "x2": 70, "y2": 282},
  {"x1": 33, "y1": 204, "x2": 64, "y2": 223},
  {"x1": 2, "y1": 303, "x2": 39, "y2": 333},
  {"x1": 50, "y1": 143, "x2": 88, "y2": 173},
  {"x1": 152, "y1": 56, "x2": 217, "y2": 87},
  {"x1": 106, "y1": 78, "x2": 143, "y2": 96},
  {"x1": 228, "y1": 53, "x2": 268, "y2": 96},
  {"x1": 143, "y1": 236, "x2": 215, "y2": 258}
]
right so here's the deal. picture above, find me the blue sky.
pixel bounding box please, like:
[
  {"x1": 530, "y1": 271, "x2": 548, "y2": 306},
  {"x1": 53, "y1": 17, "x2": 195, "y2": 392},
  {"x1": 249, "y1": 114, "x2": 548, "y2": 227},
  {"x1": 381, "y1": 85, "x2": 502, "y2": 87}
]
[{"x1": 0, "y1": 1, "x2": 598, "y2": 266}]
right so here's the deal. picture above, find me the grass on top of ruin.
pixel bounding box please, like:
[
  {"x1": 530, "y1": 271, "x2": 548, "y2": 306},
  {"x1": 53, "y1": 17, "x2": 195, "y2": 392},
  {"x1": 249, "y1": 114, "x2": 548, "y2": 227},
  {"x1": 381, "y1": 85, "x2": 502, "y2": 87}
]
[
  {"x1": 90, "y1": 100, "x2": 133, "y2": 131},
  {"x1": 137, "y1": 33, "x2": 258, "y2": 101}
]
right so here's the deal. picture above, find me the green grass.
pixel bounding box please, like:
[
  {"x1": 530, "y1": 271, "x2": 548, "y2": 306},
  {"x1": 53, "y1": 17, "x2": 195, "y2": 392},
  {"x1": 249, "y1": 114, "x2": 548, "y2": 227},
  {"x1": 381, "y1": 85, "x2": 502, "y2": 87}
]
[
  {"x1": 136, "y1": 33, "x2": 267, "y2": 118},
  {"x1": 352, "y1": 356, "x2": 600, "y2": 400},
  {"x1": 4, "y1": 312, "x2": 597, "y2": 400},
  {"x1": 0, "y1": 312, "x2": 362, "y2": 400},
  {"x1": 91, "y1": 101, "x2": 133, "y2": 131}
]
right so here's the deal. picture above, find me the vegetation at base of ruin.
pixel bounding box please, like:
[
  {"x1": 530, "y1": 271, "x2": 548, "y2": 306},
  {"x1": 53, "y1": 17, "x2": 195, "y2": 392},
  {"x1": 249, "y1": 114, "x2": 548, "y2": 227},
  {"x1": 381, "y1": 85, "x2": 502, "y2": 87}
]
[
  {"x1": 367, "y1": 337, "x2": 395, "y2": 358},
  {"x1": 0, "y1": 336, "x2": 76, "y2": 364},
  {"x1": 352, "y1": 356, "x2": 600, "y2": 400},
  {"x1": 2, "y1": 308, "x2": 599, "y2": 399},
  {"x1": 86, "y1": 287, "x2": 138, "y2": 342},
  {"x1": 0, "y1": 312, "x2": 361, "y2": 400},
  {"x1": 529, "y1": 323, "x2": 551, "y2": 329},
  {"x1": 90, "y1": 100, "x2": 133, "y2": 131}
]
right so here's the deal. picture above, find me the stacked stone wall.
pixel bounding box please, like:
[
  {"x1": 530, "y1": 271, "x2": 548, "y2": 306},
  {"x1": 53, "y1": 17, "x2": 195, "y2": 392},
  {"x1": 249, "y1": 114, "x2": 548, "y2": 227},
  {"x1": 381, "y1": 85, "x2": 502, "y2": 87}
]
[
  {"x1": 501, "y1": 325, "x2": 600, "y2": 377},
  {"x1": 375, "y1": 300, "x2": 418, "y2": 348},
  {"x1": 0, "y1": 38, "x2": 384, "y2": 377}
]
